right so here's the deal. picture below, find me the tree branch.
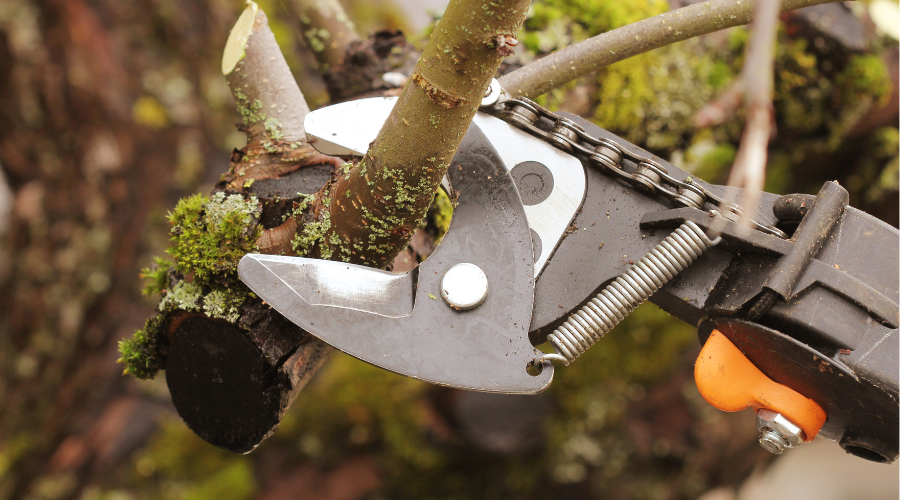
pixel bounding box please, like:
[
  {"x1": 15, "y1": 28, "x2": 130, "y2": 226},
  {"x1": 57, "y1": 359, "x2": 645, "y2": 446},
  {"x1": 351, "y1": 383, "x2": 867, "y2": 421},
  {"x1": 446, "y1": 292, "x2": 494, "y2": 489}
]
[
  {"x1": 158, "y1": 0, "x2": 531, "y2": 452},
  {"x1": 291, "y1": 0, "x2": 361, "y2": 71},
  {"x1": 498, "y1": 0, "x2": 840, "y2": 99},
  {"x1": 161, "y1": 2, "x2": 339, "y2": 451},
  {"x1": 315, "y1": 0, "x2": 531, "y2": 267},
  {"x1": 224, "y1": 2, "x2": 309, "y2": 142},
  {"x1": 720, "y1": 0, "x2": 780, "y2": 230}
]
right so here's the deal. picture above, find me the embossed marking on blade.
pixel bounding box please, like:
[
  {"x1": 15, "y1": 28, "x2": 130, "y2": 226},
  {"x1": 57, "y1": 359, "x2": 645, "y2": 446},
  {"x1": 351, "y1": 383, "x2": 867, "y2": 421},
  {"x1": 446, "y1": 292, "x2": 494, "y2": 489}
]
[{"x1": 240, "y1": 255, "x2": 414, "y2": 318}]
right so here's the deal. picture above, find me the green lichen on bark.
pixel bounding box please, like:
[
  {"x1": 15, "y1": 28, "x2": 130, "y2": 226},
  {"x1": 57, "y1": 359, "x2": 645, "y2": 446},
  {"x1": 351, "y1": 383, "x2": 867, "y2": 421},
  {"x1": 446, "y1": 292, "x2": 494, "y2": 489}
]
[
  {"x1": 431, "y1": 189, "x2": 453, "y2": 243},
  {"x1": 202, "y1": 288, "x2": 247, "y2": 323}
]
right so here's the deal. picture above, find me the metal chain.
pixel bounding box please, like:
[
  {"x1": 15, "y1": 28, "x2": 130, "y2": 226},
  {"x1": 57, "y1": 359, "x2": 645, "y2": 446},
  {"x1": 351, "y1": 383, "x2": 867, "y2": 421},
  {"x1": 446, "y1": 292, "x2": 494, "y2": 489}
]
[{"x1": 485, "y1": 96, "x2": 787, "y2": 239}]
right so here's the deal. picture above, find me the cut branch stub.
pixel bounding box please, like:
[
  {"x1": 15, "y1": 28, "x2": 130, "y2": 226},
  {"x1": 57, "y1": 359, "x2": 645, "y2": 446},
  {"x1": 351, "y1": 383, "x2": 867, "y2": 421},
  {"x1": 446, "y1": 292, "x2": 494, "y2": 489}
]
[
  {"x1": 166, "y1": 302, "x2": 330, "y2": 453},
  {"x1": 221, "y1": 2, "x2": 340, "y2": 192},
  {"x1": 320, "y1": 0, "x2": 531, "y2": 267},
  {"x1": 163, "y1": 2, "x2": 340, "y2": 453},
  {"x1": 224, "y1": 2, "x2": 309, "y2": 142}
]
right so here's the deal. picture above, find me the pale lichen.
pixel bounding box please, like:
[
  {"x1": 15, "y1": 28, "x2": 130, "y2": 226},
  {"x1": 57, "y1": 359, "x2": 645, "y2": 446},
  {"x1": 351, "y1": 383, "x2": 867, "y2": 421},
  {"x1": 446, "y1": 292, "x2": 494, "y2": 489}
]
[
  {"x1": 159, "y1": 281, "x2": 203, "y2": 312},
  {"x1": 202, "y1": 289, "x2": 244, "y2": 323}
]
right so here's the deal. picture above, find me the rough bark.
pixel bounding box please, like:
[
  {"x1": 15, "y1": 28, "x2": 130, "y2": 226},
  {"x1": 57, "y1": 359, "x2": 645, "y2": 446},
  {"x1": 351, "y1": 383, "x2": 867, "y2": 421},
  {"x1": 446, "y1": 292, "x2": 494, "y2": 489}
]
[{"x1": 498, "y1": 0, "x2": 841, "y2": 99}]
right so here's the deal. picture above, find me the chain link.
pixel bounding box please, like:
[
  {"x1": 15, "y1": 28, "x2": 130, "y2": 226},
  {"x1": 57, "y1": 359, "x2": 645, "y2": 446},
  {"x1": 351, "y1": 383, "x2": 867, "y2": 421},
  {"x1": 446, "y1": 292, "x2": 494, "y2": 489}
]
[{"x1": 485, "y1": 97, "x2": 787, "y2": 239}]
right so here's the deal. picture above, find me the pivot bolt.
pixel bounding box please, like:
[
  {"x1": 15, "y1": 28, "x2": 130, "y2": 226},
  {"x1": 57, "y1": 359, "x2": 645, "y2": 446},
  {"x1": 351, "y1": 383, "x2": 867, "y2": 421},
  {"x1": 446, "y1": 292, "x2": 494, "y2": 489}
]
[
  {"x1": 441, "y1": 263, "x2": 489, "y2": 311},
  {"x1": 756, "y1": 409, "x2": 805, "y2": 455}
]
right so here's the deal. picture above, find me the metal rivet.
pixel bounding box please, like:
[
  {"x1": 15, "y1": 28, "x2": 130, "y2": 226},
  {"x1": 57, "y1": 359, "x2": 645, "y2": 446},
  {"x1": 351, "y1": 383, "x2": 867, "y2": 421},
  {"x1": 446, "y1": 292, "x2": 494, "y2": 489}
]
[{"x1": 440, "y1": 263, "x2": 489, "y2": 311}]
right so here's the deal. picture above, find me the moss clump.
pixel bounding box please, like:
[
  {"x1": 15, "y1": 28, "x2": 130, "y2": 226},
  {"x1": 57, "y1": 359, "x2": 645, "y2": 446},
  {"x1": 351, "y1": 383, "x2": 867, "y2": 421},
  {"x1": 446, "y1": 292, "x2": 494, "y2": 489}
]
[
  {"x1": 118, "y1": 314, "x2": 166, "y2": 380},
  {"x1": 836, "y1": 54, "x2": 892, "y2": 106},
  {"x1": 523, "y1": 0, "x2": 737, "y2": 152},
  {"x1": 167, "y1": 192, "x2": 261, "y2": 285}
]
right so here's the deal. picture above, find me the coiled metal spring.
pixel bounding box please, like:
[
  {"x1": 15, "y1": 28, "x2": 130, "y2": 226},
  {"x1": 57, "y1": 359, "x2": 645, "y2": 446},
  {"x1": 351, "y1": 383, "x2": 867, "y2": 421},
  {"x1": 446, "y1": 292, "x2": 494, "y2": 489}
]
[{"x1": 540, "y1": 221, "x2": 721, "y2": 366}]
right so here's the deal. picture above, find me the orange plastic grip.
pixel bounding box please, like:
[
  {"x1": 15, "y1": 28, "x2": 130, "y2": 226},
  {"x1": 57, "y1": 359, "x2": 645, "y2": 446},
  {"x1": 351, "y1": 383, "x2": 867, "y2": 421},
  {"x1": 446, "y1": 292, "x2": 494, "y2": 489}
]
[{"x1": 694, "y1": 329, "x2": 827, "y2": 441}]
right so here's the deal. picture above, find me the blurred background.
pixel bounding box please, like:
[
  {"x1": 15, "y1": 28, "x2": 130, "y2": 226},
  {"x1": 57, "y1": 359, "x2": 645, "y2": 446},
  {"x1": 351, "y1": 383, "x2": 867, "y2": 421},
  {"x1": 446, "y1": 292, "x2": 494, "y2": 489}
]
[{"x1": 0, "y1": 0, "x2": 897, "y2": 499}]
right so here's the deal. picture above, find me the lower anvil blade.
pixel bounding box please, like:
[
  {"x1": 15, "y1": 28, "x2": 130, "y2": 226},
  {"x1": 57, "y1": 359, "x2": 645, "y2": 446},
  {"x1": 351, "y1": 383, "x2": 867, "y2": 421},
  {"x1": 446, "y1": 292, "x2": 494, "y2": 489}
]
[{"x1": 239, "y1": 254, "x2": 553, "y2": 393}]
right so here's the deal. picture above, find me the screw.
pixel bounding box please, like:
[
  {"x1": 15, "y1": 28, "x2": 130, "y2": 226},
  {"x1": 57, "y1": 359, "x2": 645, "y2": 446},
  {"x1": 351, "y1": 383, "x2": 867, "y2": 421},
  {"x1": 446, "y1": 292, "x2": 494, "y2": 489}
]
[{"x1": 759, "y1": 429, "x2": 790, "y2": 455}]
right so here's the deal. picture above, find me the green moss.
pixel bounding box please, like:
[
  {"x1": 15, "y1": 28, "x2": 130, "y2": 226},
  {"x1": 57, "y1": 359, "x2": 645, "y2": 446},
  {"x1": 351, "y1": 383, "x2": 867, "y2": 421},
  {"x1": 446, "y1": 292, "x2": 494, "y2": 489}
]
[
  {"x1": 120, "y1": 190, "x2": 261, "y2": 379},
  {"x1": 836, "y1": 54, "x2": 891, "y2": 107},
  {"x1": 121, "y1": 277, "x2": 250, "y2": 378},
  {"x1": 523, "y1": 0, "x2": 668, "y2": 53},
  {"x1": 167, "y1": 192, "x2": 261, "y2": 285},
  {"x1": 118, "y1": 313, "x2": 166, "y2": 380}
]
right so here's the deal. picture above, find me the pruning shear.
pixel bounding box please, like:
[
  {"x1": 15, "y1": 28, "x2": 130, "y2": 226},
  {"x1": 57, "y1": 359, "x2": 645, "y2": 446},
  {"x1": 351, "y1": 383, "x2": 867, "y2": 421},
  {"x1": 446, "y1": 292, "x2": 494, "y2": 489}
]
[{"x1": 239, "y1": 81, "x2": 899, "y2": 462}]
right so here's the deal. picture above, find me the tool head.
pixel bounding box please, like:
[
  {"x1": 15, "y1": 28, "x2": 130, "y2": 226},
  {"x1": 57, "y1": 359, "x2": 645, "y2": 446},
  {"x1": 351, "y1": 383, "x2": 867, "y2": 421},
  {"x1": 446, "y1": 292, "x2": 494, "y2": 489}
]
[{"x1": 240, "y1": 125, "x2": 553, "y2": 393}]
